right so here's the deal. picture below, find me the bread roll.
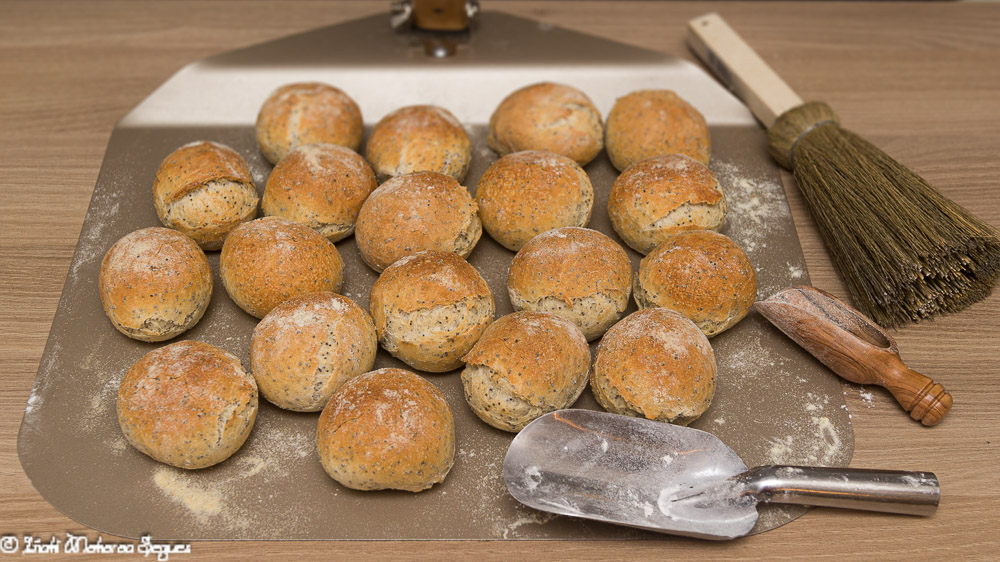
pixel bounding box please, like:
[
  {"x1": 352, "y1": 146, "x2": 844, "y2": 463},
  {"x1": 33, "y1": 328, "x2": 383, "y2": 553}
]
[
  {"x1": 365, "y1": 105, "x2": 471, "y2": 182},
  {"x1": 220, "y1": 216, "x2": 344, "y2": 319},
  {"x1": 487, "y1": 82, "x2": 603, "y2": 166},
  {"x1": 255, "y1": 82, "x2": 363, "y2": 164},
  {"x1": 634, "y1": 230, "x2": 757, "y2": 337},
  {"x1": 355, "y1": 171, "x2": 481, "y2": 272},
  {"x1": 608, "y1": 154, "x2": 727, "y2": 254},
  {"x1": 591, "y1": 308, "x2": 715, "y2": 425},
  {"x1": 261, "y1": 143, "x2": 377, "y2": 242},
  {"x1": 507, "y1": 227, "x2": 631, "y2": 341},
  {"x1": 117, "y1": 340, "x2": 258, "y2": 469},
  {"x1": 99, "y1": 227, "x2": 212, "y2": 342},
  {"x1": 369, "y1": 251, "x2": 494, "y2": 372},
  {"x1": 316, "y1": 367, "x2": 455, "y2": 492},
  {"x1": 251, "y1": 292, "x2": 377, "y2": 412},
  {"x1": 475, "y1": 151, "x2": 593, "y2": 251},
  {"x1": 605, "y1": 89, "x2": 711, "y2": 172},
  {"x1": 152, "y1": 140, "x2": 258, "y2": 250},
  {"x1": 460, "y1": 311, "x2": 590, "y2": 432}
]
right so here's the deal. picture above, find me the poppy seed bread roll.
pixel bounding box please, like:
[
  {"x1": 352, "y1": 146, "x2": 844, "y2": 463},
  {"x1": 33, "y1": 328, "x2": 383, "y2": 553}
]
[
  {"x1": 475, "y1": 151, "x2": 594, "y2": 251},
  {"x1": 152, "y1": 140, "x2": 258, "y2": 250},
  {"x1": 355, "y1": 171, "x2": 481, "y2": 272},
  {"x1": 316, "y1": 368, "x2": 456, "y2": 492},
  {"x1": 634, "y1": 230, "x2": 757, "y2": 337},
  {"x1": 487, "y1": 82, "x2": 604, "y2": 166},
  {"x1": 366, "y1": 105, "x2": 472, "y2": 182},
  {"x1": 220, "y1": 217, "x2": 344, "y2": 319},
  {"x1": 608, "y1": 154, "x2": 727, "y2": 254},
  {"x1": 369, "y1": 251, "x2": 495, "y2": 373},
  {"x1": 507, "y1": 227, "x2": 632, "y2": 341},
  {"x1": 251, "y1": 292, "x2": 377, "y2": 412},
  {"x1": 99, "y1": 227, "x2": 212, "y2": 342},
  {"x1": 262, "y1": 143, "x2": 377, "y2": 242},
  {"x1": 591, "y1": 308, "x2": 715, "y2": 425},
  {"x1": 460, "y1": 311, "x2": 591, "y2": 432},
  {"x1": 255, "y1": 82, "x2": 363, "y2": 164},
  {"x1": 117, "y1": 340, "x2": 258, "y2": 469},
  {"x1": 605, "y1": 89, "x2": 711, "y2": 171}
]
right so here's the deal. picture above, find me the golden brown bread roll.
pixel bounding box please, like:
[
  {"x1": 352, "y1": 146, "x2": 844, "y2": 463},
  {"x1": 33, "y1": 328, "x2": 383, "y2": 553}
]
[
  {"x1": 355, "y1": 171, "x2": 481, "y2": 272},
  {"x1": 152, "y1": 140, "x2": 258, "y2": 250},
  {"x1": 369, "y1": 251, "x2": 495, "y2": 373},
  {"x1": 604, "y1": 89, "x2": 711, "y2": 171},
  {"x1": 591, "y1": 308, "x2": 715, "y2": 425},
  {"x1": 475, "y1": 151, "x2": 593, "y2": 251},
  {"x1": 251, "y1": 292, "x2": 377, "y2": 412},
  {"x1": 634, "y1": 230, "x2": 757, "y2": 337},
  {"x1": 608, "y1": 154, "x2": 727, "y2": 254},
  {"x1": 460, "y1": 311, "x2": 591, "y2": 432},
  {"x1": 261, "y1": 143, "x2": 377, "y2": 242},
  {"x1": 365, "y1": 105, "x2": 472, "y2": 182},
  {"x1": 316, "y1": 367, "x2": 455, "y2": 492},
  {"x1": 506, "y1": 227, "x2": 632, "y2": 341},
  {"x1": 117, "y1": 340, "x2": 258, "y2": 469},
  {"x1": 220, "y1": 216, "x2": 344, "y2": 319},
  {"x1": 99, "y1": 227, "x2": 212, "y2": 342},
  {"x1": 255, "y1": 82, "x2": 363, "y2": 164},
  {"x1": 487, "y1": 82, "x2": 604, "y2": 166}
]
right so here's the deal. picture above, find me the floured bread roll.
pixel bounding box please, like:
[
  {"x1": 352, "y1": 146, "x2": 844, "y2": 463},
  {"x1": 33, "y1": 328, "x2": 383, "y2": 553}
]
[
  {"x1": 591, "y1": 308, "x2": 715, "y2": 425},
  {"x1": 366, "y1": 105, "x2": 471, "y2": 182},
  {"x1": 99, "y1": 227, "x2": 212, "y2": 342},
  {"x1": 316, "y1": 367, "x2": 455, "y2": 492},
  {"x1": 152, "y1": 140, "x2": 258, "y2": 250},
  {"x1": 460, "y1": 311, "x2": 591, "y2": 432},
  {"x1": 255, "y1": 82, "x2": 363, "y2": 164},
  {"x1": 117, "y1": 340, "x2": 258, "y2": 469},
  {"x1": 634, "y1": 230, "x2": 757, "y2": 337},
  {"x1": 605, "y1": 89, "x2": 711, "y2": 171},
  {"x1": 507, "y1": 227, "x2": 631, "y2": 341},
  {"x1": 369, "y1": 251, "x2": 494, "y2": 373}
]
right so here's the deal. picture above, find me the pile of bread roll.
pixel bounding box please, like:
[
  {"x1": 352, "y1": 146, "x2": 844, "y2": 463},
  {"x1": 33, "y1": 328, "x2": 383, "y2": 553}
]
[{"x1": 101, "y1": 80, "x2": 757, "y2": 494}]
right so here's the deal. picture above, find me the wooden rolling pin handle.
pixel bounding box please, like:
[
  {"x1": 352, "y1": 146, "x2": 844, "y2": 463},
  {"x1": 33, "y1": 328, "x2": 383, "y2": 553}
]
[{"x1": 755, "y1": 286, "x2": 953, "y2": 426}]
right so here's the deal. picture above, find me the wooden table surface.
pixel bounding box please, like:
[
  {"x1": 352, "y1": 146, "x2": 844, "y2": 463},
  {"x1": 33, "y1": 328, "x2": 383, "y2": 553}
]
[{"x1": 2, "y1": 1, "x2": 997, "y2": 559}]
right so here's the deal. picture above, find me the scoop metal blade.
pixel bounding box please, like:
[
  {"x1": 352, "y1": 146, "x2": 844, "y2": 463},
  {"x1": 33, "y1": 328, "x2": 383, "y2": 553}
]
[{"x1": 503, "y1": 410, "x2": 758, "y2": 540}]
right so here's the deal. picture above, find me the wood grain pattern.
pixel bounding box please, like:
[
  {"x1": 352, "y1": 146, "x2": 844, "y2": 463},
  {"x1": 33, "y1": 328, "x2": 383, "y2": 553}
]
[{"x1": 1, "y1": 1, "x2": 997, "y2": 558}]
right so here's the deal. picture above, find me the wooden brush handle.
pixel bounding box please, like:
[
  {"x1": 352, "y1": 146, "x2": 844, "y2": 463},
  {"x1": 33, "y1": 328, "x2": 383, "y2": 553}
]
[
  {"x1": 686, "y1": 13, "x2": 802, "y2": 128},
  {"x1": 754, "y1": 287, "x2": 953, "y2": 426}
]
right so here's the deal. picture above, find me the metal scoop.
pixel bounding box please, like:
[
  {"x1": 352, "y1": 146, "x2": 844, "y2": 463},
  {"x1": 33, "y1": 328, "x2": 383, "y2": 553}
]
[{"x1": 504, "y1": 410, "x2": 939, "y2": 540}]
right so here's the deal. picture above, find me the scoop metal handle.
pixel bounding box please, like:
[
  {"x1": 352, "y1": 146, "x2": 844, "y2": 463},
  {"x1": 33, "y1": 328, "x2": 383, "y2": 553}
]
[{"x1": 739, "y1": 466, "x2": 940, "y2": 516}]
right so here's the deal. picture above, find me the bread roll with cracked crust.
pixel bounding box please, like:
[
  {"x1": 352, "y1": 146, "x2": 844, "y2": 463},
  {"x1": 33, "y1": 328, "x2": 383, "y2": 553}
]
[
  {"x1": 251, "y1": 292, "x2": 377, "y2": 412},
  {"x1": 355, "y1": 171, "x2": 481, "y2": 272},
  {"x1": 100, "y1": 227, "x2": 212, "y2": 342},
  {"x1": 609, "y1": 154, "x2": 727, "y2": 254},
  {"x1": 369, "y1": 251, "x2": 494, "y2": 373},
  {"x1": 262, "y1": 143, "x2": 377, "y2": 242},
  {"x1": 475, "y1": 151, "x2": 593, "y2": 251},
  {"x1": 316, "y1": 367, "x2": 455, "y2": 492},
  {"x1": 152, "y1": 140, "x2": 258, "y2": 250},
  {"x1": 488, "y1": 82, "x2": 604, "y2": 166},
  {"x1": 591, "y1": 308, "x2": 715, "y2": 425},
  {"x1": 635, "y1": 230, "x2": 757, "y2": 337},
  {"x1": 507, "y1": 227, "x2": 631, "y2": 341},
  {"x1": 366, "y1": 105, "x2": 471, "y2": 182},
  {"x1": 461, "y1": 311, "x2": 590, "y2": 432},
  {"x1": 255, "y1": 82, "x2": 363, "y2": 164},
  {"x1": 117, "y1": 340, "x2": 258, "y2": 469},
  {"x1": 220, "y1": 217, "x2": 344, "y2": 319},
  {"x1": 605, "y1": 89, "x2": 711, "y2": 171}
]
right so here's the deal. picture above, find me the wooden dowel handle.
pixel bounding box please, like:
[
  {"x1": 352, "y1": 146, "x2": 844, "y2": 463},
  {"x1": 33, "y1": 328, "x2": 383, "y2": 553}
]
[
  {"x1": 754, "y1": 286, "x2": 953, "y2": 426},
  {"x1": 686, "y1": 12, "x2": 803, "y2": 128}
]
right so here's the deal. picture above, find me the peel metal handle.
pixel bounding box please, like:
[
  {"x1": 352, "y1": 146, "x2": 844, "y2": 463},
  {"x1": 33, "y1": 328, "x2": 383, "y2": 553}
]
[{"x1": 739, "y1": 466, "x2": 940, "y2": 516}]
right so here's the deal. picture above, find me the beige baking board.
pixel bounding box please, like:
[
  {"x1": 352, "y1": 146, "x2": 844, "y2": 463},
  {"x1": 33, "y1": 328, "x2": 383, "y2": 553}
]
[{"x1": 17, "y1": 12, "x2": 853, "y2": 541}]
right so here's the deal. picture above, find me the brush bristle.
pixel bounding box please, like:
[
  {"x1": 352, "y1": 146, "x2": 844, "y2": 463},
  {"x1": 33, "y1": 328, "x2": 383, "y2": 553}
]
[{"x1": 769, "y1": 103, "x2": 1000, "y2": 327}]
